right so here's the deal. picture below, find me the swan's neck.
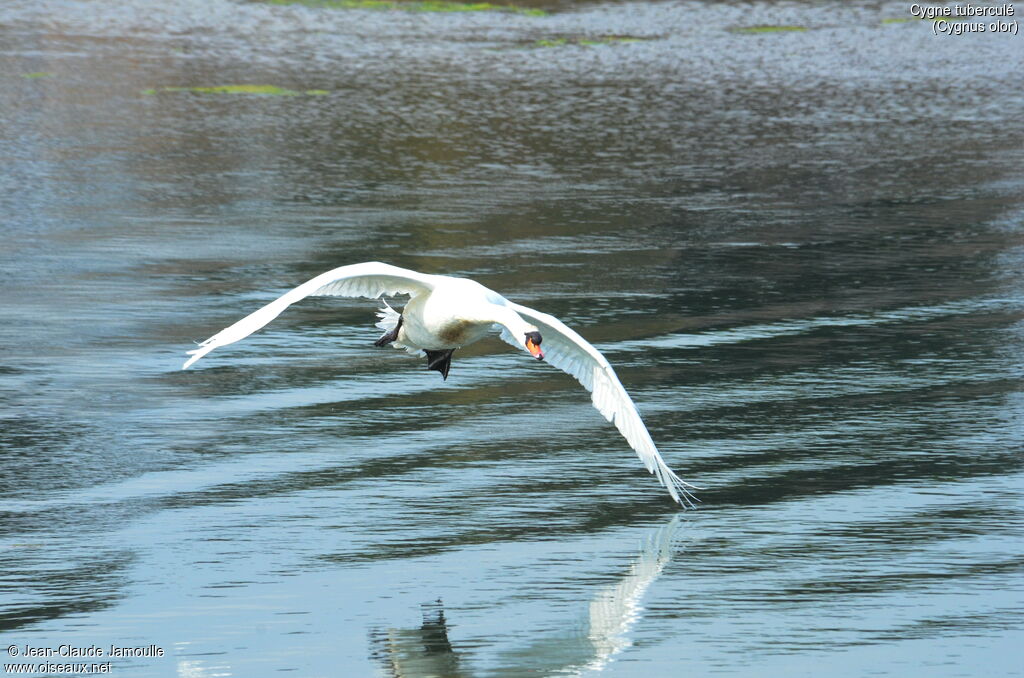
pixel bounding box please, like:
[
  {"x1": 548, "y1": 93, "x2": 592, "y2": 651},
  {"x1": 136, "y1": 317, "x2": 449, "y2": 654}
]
[{"x1": 484, "y1": 305, "x2": 534, "y2": 338}]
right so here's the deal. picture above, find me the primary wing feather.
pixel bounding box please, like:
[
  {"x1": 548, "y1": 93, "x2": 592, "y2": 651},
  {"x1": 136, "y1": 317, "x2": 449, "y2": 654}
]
[
  {"x1": 182, "y1": 262, "x2": 437, "y2": 369},
  {"x1": 499, "y1": 301, "x2": 698, "y2": 507}
]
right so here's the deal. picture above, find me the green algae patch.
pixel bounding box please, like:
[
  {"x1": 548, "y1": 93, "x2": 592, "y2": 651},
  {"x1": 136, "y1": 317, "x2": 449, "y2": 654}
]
[
  {"x1": 264, "y1": 0, "x2": 547, "y2": 15},
  {"x1": 731, "y1": 25, "x2": 808, "y2": 34},
  {"x1": 142, "y1": 85, "x2": 329, "y2": 96},
  {"x1": 21, "y1": 72, "x2": 54, "y2": 79},
  {"x1": 883, "y1": 16, "x2": 966, "y2": 25},
  {"x1": 533, "y1": 35, "x2": 650, "y2": 48},
  {"x1": 581, "y1": 35, "x2": 644, "y2": 45}
]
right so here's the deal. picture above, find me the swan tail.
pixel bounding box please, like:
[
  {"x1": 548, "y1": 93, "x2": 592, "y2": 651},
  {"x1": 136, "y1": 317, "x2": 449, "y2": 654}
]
[{"x1": 375, "y1": 300, "x2": 401, "y2": 333}]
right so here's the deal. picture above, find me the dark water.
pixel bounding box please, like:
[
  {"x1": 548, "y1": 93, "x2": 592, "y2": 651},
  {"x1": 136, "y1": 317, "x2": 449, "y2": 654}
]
[{"x1": 2, "y1": 0, "x2": 1023, "y2": 675}]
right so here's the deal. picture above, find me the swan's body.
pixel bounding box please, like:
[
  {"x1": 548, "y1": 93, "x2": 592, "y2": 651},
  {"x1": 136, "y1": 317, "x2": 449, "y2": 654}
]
[{"x1": 183, "y1": 262, "x2": 697, "y2": 506}]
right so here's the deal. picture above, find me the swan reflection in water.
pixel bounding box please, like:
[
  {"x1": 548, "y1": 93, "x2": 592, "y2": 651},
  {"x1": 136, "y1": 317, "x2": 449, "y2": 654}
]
[
  {"x1": 368, "y1": 600, "x2": 470, "y2": 678},
  {"x1": 369, "y1": 516, "x2": 685, "y2": 677}
]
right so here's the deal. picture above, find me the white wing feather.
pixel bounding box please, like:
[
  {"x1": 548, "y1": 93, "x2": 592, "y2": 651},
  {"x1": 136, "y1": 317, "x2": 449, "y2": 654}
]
[
  {"x1": 182, "y1": 262, "x2": 438, "y2": 369},
  {"x1": 499, "y1": 302, "x2": 698, "y2": 507}
]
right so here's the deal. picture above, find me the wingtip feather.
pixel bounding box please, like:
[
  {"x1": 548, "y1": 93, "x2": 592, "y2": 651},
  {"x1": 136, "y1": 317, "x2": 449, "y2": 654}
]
[{"x1": 182, "y1": 344, "x2": 213, "y2": 370}]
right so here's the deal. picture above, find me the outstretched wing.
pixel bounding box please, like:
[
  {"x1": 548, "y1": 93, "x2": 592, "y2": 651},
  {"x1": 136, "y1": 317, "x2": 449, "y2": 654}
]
[
  {"x1": 183, "y1": 262, "x2": 438, "y2": 370},
  {"x1": 498, "y1": 301, "x2": 698, "y2": 507}
]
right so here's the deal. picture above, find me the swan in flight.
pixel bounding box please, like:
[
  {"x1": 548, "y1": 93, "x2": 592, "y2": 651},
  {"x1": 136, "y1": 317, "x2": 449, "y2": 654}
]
[{"x1": 182, "y1": 262, "x2": 697, "y2": 506}]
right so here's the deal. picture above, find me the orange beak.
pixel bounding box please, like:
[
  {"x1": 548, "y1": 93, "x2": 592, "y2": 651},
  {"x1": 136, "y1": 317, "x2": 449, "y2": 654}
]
[{"x1": 526, "y1": 337, "x2": 544, "y2": 360}]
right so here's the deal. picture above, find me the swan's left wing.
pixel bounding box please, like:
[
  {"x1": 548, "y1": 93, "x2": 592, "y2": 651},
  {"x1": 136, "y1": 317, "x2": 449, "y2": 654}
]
[
  {"x1": 183, "y1": 262, "x2": 438, "y2": 369},
  {"x1": 498, "y1": 302, "x2": 698, "y2": 507}
]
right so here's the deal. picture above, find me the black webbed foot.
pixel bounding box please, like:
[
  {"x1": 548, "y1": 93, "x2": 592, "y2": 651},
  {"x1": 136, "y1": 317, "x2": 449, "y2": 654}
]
[
  {"x1": 424, "y1": 349, "x2": 455, "y2": 380},
  {"x1": 374, "y1": 315, "x2": 403, "y2": 347}
]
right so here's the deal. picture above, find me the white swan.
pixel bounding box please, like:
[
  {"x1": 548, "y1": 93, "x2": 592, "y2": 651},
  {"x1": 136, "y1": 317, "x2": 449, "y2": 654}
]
[{"x1": 182, "y1": 262, "x2": 697, "y2": 506}]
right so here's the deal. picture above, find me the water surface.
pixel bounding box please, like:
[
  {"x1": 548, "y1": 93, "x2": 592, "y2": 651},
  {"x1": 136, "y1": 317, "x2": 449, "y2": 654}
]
[{"x1": 1, "y1": 1, "x2": 1022, "y2": 676}]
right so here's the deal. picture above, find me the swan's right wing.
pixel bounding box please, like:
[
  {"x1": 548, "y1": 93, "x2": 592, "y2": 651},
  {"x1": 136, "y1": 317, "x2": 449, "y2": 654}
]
[
  {"x1": 183, "y1": 262, "x2": 438, "y2": 369},
  {"x1": 499, "y1": 301, "x2": 698, "y2": 507}
]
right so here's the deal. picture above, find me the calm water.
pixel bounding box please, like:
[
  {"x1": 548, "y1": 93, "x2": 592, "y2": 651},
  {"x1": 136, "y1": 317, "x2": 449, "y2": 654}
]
[{"x1": 2, "y1": 1, "x2": 1023, "y2": 676}]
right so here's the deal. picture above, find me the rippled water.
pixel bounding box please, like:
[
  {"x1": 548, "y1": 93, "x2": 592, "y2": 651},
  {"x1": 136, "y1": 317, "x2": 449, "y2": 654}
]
[{"x1": 2, "y1": 0, "x2": 1023, "y2": 676}]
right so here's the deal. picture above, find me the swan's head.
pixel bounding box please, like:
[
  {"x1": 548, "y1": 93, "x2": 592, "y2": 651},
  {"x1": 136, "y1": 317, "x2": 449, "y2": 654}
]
[{"x1": 525, "y1": 330, "x2": 544, "y2": 360}]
